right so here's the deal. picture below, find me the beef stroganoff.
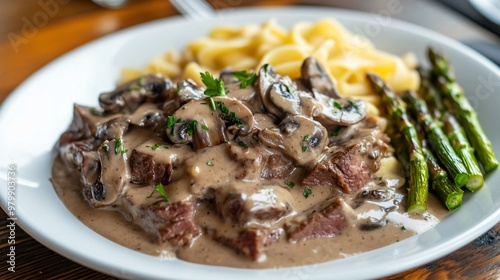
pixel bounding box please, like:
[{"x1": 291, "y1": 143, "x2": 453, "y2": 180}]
[{"x1": 51, "y1": 19, "x2": 456, "y2": 268}]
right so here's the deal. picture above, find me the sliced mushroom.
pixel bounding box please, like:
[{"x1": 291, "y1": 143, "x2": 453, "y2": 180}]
[
  {"x1": 257, "y1": 64, "x2": 297, "y2": 120},
  {"x1": 314, "y1": 92, "x2": 367, "y2": 126},
  {"x1": 301, "y1": 57, "x2": 342, "y2": 98},
  {"x1": 176, "y1": 79, "x2": 205, "y2": 104},
  {"x1": 87, "y1": 140, "x2": 128, "y2": 208},
  {"x1": 268, "y1": 82, "x2": 301, "y2": 117},
  {"x1": 266, "y1": 81, "x2": 323, "y2": 119},
  {"x1": 258, "y1": 115, "x2": 328, "y2": 167},
  {"x1": 99, "y1": 74, "x2": 172, "y2": 114},
  {"x1": 167, "y1": 97, "x2": 254, "y2": 150},
  {"x1": 301, "y1": 57, "x2": 367, "y2": 126}
]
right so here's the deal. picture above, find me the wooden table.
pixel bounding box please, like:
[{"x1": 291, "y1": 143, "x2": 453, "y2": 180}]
[{"x1": 1, "y1": 0, "x2": 499, "y2": 279}]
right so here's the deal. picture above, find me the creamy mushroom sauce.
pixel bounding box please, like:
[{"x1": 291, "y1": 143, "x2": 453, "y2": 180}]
[{"x1": 51, "y1": 59, "x2": 448, "y2": 268}]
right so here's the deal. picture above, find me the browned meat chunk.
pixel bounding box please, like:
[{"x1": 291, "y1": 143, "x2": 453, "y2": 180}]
[
  {"x1": 285, "y1": 196, "x2": 346, "y2": 243},
  {"x1": 129, "y1": 149, "x2": 172, "y2": 185},
  {"x1": 302, "y1": 119, "x2": 391, "y2": 193},
  {"x1": 260, "y1": 154, "x2": 295, "y2": 179},
  {"x1": 215, "y1": 183, "x2": 292, "y2": 225},
  {"x1": 214, "y1": 227, "x2": 280, "y2": 261},
  {"x1": 128, "y1": 200, "x2": 198, "y2": 246}
]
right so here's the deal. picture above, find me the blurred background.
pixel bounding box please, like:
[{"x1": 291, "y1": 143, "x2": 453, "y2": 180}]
[{"x1": 1, "y1": 0, "x2": 498, "y2": 103}]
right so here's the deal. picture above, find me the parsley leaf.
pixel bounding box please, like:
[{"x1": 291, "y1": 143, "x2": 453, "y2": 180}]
[
  {"x1": 147, "y1": 183, "x2": 169, "y2": 202},
  {"x1": 201, "y1": 124, "x2": 209, "y2": 131},
  {"x1": 186, "y1": 120, "x2": 198, "y2": 136},
  {"x1": 303, "y1": 187, "x2": 312, "y2": 198},
  {"x1": 200, "y1": 71, "x2": 226, "y2": 97},
  {"x1": 284, "y1": 180, "x2": 295, "y2": 188},
  {"x1": 151, "y1": 143, "x2": 162, "y2": 151},
  {"x1": 233, "y1": 70, "x2": 257, "y2": 89},
  {"x1": 114, "y1": 138, "x2": 127, "y2": 155},
  {"x1": 331, "y1": 126, "x2": 342, "y2": 137}
]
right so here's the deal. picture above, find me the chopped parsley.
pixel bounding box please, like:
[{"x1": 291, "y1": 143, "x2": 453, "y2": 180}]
[
  {"x1": 166, "y1": 116, "x2": 177, "y2": 129},
  {"x1": 200, "y1": 71, "x2": 226, "y2": 97},
  {"x1": 333, "y1": 101, "x2": 343, "y2": 110},
  {"x1": 206, "y1": 160, "x2": 214, "y2": 166},
  {"x1": 348, "y1": 100, "x2": 358, "y2": 108},
  {"x1": 233, "y1": 70, "x2": 258, "y2": 89},
  {"x1": 147, "y1": 183, "x2": 169, "y2": 202},
  {"x1": 331, "y1": 126, "x2": 342, "y2": 137},
  {"x1": 215, "y1": 101, "x2": 242, "y2": 126},
  {"x1": 128, "y1": 77, "x2": 145, "y2": 91},
  {"x1": 303, "y1": 187, "x2": 312, "y2": 198},
  {"x1": 401, "y1": 226, "x2": 407, "y2": 231},
  {"x1": 201, "y1": 124, "x2": 209, "y2": 131},
  {"x1": 284, "y1": 180, "x2": 295, "y2": 189},
  {"x1": 186, "y1": 120, "x2": 199, "y2": 136},
  {"x1": 114, "y1": 138, "x2": 127, "y2": 155},
  {"x1": 166, "y1": 116, "x2": 183, "y2": 136},
  {"x1": 302, "y1": 134, "x2": 310, "y2": 152},
  {"x1": 208, "y1": 97, "x2": 216, "y2": 111},
  {"x1": 151, "y1": 143, "x2": 162, "y2": 151},
  {"x1": 237, "y1": 139, "x2": 249, "y2": 148}
]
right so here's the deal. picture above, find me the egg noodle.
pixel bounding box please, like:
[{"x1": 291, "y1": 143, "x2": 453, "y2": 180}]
[{"x1": 121, "y1": 18, "x2": 419, "y2": 108}]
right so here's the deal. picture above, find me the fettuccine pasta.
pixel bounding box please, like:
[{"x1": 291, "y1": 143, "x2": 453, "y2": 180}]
[{"x1": 121, "y1": 18, "x2": 419, "y2": 106}]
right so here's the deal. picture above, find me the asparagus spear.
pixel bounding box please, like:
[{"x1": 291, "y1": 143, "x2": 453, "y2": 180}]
[
  {"x1": 428, "y1": 47, "x2": 498, "y2": 172},
  {"x1": 421, "y1": 142, "x2": 463, "y2": 210},
  {"x1": 402, "y1": 90, "x2": 469, "y2": 187},
  {"x1": 417, "y1": 67, "x2": 445, "y2": 121},
  {"x1": 442, "y1": 113, "x2": 484, "y2": 191},
  {"x1": 418, "y1": 68, "x2": 484, "y2": 191},
  {"x1": 367, "y1": 73, "x2": 429, "y2": 213}
]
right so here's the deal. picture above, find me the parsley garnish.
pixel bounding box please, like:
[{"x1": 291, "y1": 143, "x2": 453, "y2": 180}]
[
  {"x1": 215, "y1": 101, "x2": 242, "y2": 126},
  {"x1": 333, "y1": 101, "x2": 343, "y2": 110},
  {"x1": 208, "y1": 97, "x2": 216, "y2": 111},
  {"x1": 331, "y1": 126, "x2": 342, "y2": 137},
  {"x1": 200, "y1": 71, "x2": 226, "y2": 97},
  {"x1": 302, "y1": 135, "x2": 310, "y2": 152},
  {"x1": 233, "y1": 70, "x2": 257, "y2": 89},
  {"x1": 284, "y1": 180, "x2": 295, "y2": 188},
  {"x1": 237, "y1": 139, "x2": 249, "y2": 148},
  {"x1": 128, "y1": 77, "x2": 145, "y2": 91},
  {"x1": 114, "y1": 138, "x2": 127, "y2": 155},
  {"x1": 201, "y1": 124, "x2": 209, "y2": 131},
  {"x1": 303, "y1": 187, "x2": 312, "y2": 198},
  {"x1": 186, "y1": 120, "x2": 198, "y2": 136},
  {"x1": 401, "y1": 226, "x2": 407, "y2": 231},
  {"x1": 151, "y1": 143, "x2": 162, "y2": 151},
  {"x1": 147, "y1": 183, "x2": 169, "y2": 202},
  {"x1": 166, "y1": 116, "x2": 177, "y2": 128},
  {"x1": 206, "y1": 160, "x2": 214, "y2": 166}
]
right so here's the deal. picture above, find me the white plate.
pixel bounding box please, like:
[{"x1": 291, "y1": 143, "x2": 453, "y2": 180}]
[{"x1": 1, "y1": 7, "x2": 499, "y2": 280}]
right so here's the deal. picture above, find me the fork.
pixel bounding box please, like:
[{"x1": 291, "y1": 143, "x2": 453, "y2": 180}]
[{"x1": 169, "y1": 0, "x2": 216, "y2": 19}]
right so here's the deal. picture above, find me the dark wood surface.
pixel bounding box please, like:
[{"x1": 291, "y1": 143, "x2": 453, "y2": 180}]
[{"x1": 1, "y1": 0, "x2": 499, "y2": 279}]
